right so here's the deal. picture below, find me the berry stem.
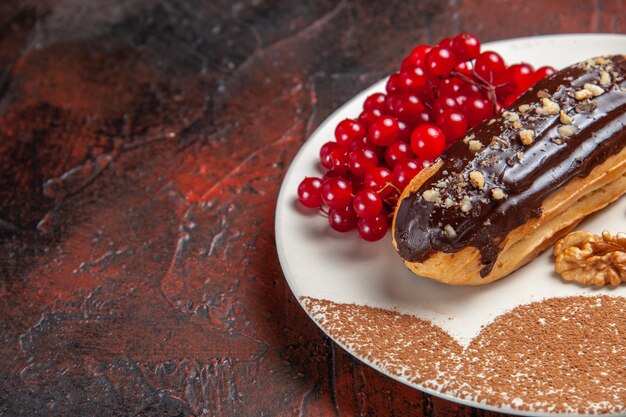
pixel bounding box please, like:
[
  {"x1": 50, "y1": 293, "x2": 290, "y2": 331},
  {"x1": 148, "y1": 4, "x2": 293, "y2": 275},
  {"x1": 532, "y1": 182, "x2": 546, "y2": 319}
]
[
  {"x1": 450, "y1": 69, "x2": 500, "y2": 114},
  {"x1": 385, "y1": 181, "x2": 402, "y2": 193}
]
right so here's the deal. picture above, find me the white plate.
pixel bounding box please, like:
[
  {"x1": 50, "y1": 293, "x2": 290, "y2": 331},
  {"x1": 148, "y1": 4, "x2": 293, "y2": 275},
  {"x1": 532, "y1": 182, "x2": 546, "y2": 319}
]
[{"x1": 275, "y1": 34, "x2": 626, "y2": 416}]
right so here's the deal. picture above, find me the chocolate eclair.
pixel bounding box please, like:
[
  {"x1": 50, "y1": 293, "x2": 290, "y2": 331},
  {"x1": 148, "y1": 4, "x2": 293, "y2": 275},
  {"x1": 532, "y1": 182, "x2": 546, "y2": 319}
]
[{"x1": 392, "y1": 55, "x2": 626, "y2": 285}]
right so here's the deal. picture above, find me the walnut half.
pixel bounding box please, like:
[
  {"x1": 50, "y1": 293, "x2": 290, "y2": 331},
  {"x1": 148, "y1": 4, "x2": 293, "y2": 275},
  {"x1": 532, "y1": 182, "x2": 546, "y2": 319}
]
[{"x1": 553, "y1": 231, "x2": 626, "y2": 287}]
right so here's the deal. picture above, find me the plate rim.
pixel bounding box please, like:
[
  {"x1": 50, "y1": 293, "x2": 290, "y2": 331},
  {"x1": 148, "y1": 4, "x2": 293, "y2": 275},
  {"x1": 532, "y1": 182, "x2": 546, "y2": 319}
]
[{"x1": 275, "y1": 32, "x2": 626, "y2": 417}]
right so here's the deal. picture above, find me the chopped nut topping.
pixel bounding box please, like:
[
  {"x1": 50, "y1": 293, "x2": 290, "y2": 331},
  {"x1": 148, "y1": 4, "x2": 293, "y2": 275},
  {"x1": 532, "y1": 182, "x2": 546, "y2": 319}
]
[
  {"x1": 468, "y1": 140, "x2": 483, "y2": 152},
  {"x1": 443, "y1": 197, "x2": 454, "y2": 208},
  {"x1": 462, "y1": 134, "x2": 475, "y2": 144},
  {"x1": 518, "y1": 104, "x2": 530, "y2": 113},
  {"x1": 554, "y1": 231, "x2": 626, "y2": 287},
  {"x1": 599, "y1": 71, "x2": 611, "y2": 86},
  {"x1": 491, "y1": 188, "x2": 505, "y2": 200},
  {"x1": 581, "y1": 59, "x2": 594, "y2": 70},
  {"x1": 557, "y1": 124, "x2": 578, "y2": 137},
  {"x1": 488, "y1": 136, "x2": 509, "y2": 151},
  {"x1": 435, "y1": 179, "x2": 447, "y2": 188},
  {"x1": 594, "y1": 57, "x2": 608, "y2": 65},
  {"x1": 559, "y1": 110, "x2": 573, "y2": 125},
  {"x1": 422, "y1": 189, "x2": 441, "y2": 202},
  {"x1": 583, "y1": 83, "x2": 604, "y2": 97},
  {"x1": 536, "y1": 90, "x2": 551, "y2": 99},
  {"x1": 574, "y1": 88, "x2": 593, "y2": 100},
  {"x1": 519, "y1": 129, "x2": 535, "y2": 145},
  {"x1": 503, "y1": 111, "x2": 520, "y2": 123},
  {"x1": 487, "y1": 119, "x2": 496, "y2": 125},
  {"x1": 469, "y1": 170, "x2": 485, "y2": 189},
  {"x1": 460, "y1": 196, "x2": 471, "y2": 213},
  {"x1": 456, "y1": 181, "x2": 468, "y2": 195},
  {"x1": 516, "y1": 152, "x2": 523, "y2": 161},
  {"x1": 512, "y1": 121, "x2": 522, "y2": 130},
  {"x1": 535, "y1": 97, "x2": 560, "y2": 115},
  {"x1": 444, "y1": 224, "x2": 457, "y2": 238}
]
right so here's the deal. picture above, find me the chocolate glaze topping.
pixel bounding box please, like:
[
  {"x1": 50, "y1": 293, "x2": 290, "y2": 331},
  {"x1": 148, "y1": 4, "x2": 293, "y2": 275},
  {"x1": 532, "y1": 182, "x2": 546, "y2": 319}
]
[{"x1": 394, "y1": 55, "x2": 626, "y2": 277}]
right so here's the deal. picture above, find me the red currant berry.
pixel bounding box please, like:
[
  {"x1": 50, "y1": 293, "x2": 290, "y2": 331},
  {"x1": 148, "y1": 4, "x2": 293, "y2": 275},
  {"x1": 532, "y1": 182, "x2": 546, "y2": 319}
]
[
  {"x1": 437, "y1": 37, "x2": 454, "y2": 50},
  {"x1": 439, "y1": 77, "x2": 464, "y2": 98},
  {"x1": 426, "y1": 46, "x2": 455, "y2": 77},
  {"x1": 328, "y1": 205, "x2": 358, "y2": 232},
  {"x1": 413, "y1": 108, "x2": 433, "y2": 126},
  {"x1": 364, "y1": 93, "x2": 387, "y2": 111},
  {"x1": 364, "y1": 167, "x2": 392, "y2": 197},
  {"x1": 385, "y1": 188, "x2": 401, "y2": 206},
  {"x1": 455, "y1": 61, "x2": 473, "y2": 76},
  {"x1": 347, "y1": 135, "x2": 374, "y2": 152},
  {"x1": 495, "y1": 73, "x2": 517, "y2": 101},
  {"x1": 400, "y1": 56, "x2": 415, "y2": 71},
  {"x1": 384, "y1": 141, "x2": 414, "y2": 167},
  {"x1": 507, "y1": 63, "x2": 535, "y2": 92},
  {"x1": 502, "y1": 93, "x2": 520, "y2": 108},
  {"x1": 533, "y1": 66, "x2": 557, "y2": 84},
  {"x1": 386, "y1": 73, "x2": 401, "y2": 94},
  {"x1": 321, "y1": 176, "x2": 353, "y2": 210},
  {"x1": 392, "y1": 159, "x2": 421, "y2": 190},
  {"x1": 358, "y1": 108, "x2": 383, "y2": 127},
  {"x1": 436, "y1": 110, "x2": 468, "y2": 145},
  {"x1": 463, "y1": 97, "x2": 494, "y2": 128},
  {"x1": 459, "y1": 82, "x2": 483, "y2": 100},
  {"x1": 385, "y1": 93, "x2": 402, "y2": 115},
  {"x1": 453, "y1": 92, "x2": 471, "y2": 108},
  {"x1": 357, "y1": 214, "x2": 388, "y2": 241},
  {"x1": 393, "y1": 93, "x2": 426, "y2": 124},
  {"x1": 474, "y1": 51, "x2": 506, "y2": 83},
  {"x1": 397, "y1": 120, "x2": 411, "y2": 142},
  {"x1": 329, "y1": 146, "x2": 349, "y2": 174},
  {"x1": 335, "y1": 119, "x2": 365, "y2": 147},
  {"x1": 410, "y1": 124, "x2": 446, "y2": 160},
  {"x1": 401, "y1": 45, "x2": 431, "y2": 70},
  {"x1": 319, "y1": 141, "x2": 338, "y2": 170},
  {"x1": 350, "y1": 175, "x2": 365, "y2": 193},
  {"x1": 322, "y1": 170, "x2": 341, "y2": 182},
  {"x1": 433, "y1": 95, "x2": 459, "y2": 116},
  {"x1": 353, "y1": 189, "x2": 383, "y2": 219},
  {"x1": 398, "y1": 66, "x2": 428, "y2": 92},
  {"x1": 348, "y1": 147, "x2": 378, "y2": 177},
  {"x1": 416, "y1": 156, "x2": 433, "y2": 170},
  {"x1": 419, "y1": 84, "x2": 437, "y2": 104},
  {"x1": 368, "y1": 115, "x2": 400, "y2": 146},
  {"x1": 451, "y1": 33, "x2": 481, "y2": 62},
  {"x1": 297, "y1": 177, "x2": 323, "y2": 208}
]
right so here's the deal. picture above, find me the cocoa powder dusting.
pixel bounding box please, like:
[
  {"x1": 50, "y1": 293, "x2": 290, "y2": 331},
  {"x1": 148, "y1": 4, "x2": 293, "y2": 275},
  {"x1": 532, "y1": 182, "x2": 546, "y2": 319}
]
[{"x1": 301, "y1": 295, "x2": 626, "y2": 414}]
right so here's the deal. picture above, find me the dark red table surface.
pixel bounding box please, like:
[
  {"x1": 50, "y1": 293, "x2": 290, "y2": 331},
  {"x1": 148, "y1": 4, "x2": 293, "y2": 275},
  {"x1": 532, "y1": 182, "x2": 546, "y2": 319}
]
[{"x1": 1, "y1": 1, "x2": 624, "y2": 416}]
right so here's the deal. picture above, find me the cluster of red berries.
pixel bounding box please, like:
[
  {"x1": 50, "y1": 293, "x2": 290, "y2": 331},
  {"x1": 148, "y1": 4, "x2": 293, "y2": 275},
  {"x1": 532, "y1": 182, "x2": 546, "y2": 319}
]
[{"x1": 297, "y1": 33, "x2": 556, "y2": 241}]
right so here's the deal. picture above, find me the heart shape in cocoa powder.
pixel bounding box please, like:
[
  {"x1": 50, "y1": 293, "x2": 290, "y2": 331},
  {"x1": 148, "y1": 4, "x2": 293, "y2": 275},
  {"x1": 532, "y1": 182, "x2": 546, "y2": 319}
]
[{"x1": 301, "y1": 295, "x2": 626, "y2": 415}]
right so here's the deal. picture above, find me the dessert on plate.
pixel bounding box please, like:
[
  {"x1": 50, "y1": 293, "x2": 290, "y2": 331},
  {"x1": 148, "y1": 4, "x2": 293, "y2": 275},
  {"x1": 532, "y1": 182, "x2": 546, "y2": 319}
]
[{"x1": 393, "y1": 55, "x2": 626, "y2": 285}]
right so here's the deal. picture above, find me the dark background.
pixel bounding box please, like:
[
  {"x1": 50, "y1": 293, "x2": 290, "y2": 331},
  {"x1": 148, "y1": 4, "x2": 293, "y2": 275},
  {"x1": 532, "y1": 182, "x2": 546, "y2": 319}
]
[{"x1": 0, "y1": 0, "x2": 623, "y2": 416}]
